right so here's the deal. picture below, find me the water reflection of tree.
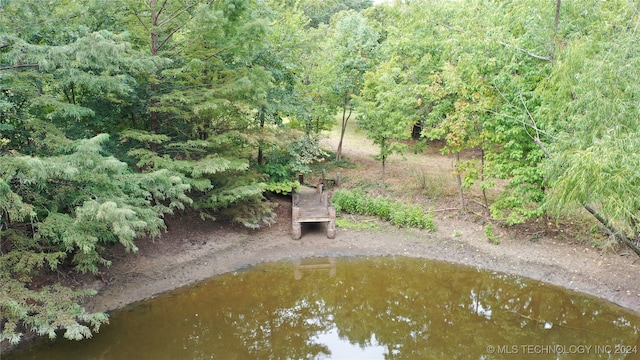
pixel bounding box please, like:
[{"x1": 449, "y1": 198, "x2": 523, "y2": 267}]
[
  {"x1": 156, "y1": 257, "x2": 640, "y2": 359},
  {"x1": 182, "y1": 263, "x2": 335, "y2": 359},
  {"x1": 15, "y1": 257, "x2": 639, "y2": 360}
]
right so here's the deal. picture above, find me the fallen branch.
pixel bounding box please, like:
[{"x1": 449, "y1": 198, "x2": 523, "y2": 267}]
[
  {"x1": 471, "y1": 199, "x2": 488, "y2": 209},
  {"x1": 582, "y1": 204, "x2": 640, "y2": 257},
  {"x1": 433, "y1": 207, "x2": 459, "y2": 213},
  {"x1": 0, "y1": 63, "x2": 39, "y2": 71}
]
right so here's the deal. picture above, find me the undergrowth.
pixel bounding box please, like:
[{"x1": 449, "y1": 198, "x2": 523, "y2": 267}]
[
  {"x1": 485, "y1": 223, "x2": 500, "y2": 245},
  {"x1": 332, "y1": 189, "x2": 436, "y2": 231}
]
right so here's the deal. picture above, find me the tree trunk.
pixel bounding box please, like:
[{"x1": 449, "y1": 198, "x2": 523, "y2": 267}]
[
  {"x1": 149, "y1": 0, "x2": 160, "y2": 153},
  {"x1": 455, "y1": 152, "x2": 465, "y2": 212},
  {"x1": 480, "y1": 147, "x2": 489, "y2": 211},
  {"x1": 583, "y1": 204, "x2": 640, "y2": 256},
  {"x1": 257, "y1": 106, "x2": 266, "y2": 165},
  {"x1": 549, "y1": 0, "x2": 561, "y2": 61},
  {"x1": 381, "y1": 154, "x2": 386, "y2": 185},
  {"x1": 335, "y1": 91, "x2": 352, "y2": 161}
]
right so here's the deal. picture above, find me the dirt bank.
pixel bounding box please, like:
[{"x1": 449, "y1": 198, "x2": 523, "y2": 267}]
[{"x1": 84, "y1": 200, "x2": 640, "y2": 315}]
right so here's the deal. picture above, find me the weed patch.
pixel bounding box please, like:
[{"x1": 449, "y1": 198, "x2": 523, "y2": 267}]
[
  {"x1": 332, "y1": 189, "x2": 435, "y2": 231},
  {"x1": 485, "y1": 224, "x2": 500, "y2": 245}
]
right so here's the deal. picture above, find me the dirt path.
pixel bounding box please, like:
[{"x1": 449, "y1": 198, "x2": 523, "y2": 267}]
[{"x1": 84, "y1": 123, "x2": 640, "y2": 315}]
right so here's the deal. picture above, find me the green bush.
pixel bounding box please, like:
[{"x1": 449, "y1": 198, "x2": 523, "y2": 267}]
[
  {"x1": 264, "y1": 180, "x2": 300, "y2": 195},
  {"x1": 331, "y1": 189, "x2": 366, "y2": 214},
  {"x1": 332, "y1": 189, "x2": 435, "y2": 231},
  {"x1": 485, "y1": 223, "x2": 500, "y2": 245}
]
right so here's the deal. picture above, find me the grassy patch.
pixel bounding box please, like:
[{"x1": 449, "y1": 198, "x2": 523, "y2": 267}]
[
  {"x1": 336, "y1": 217, "x2": 381, "y2": 230},
  {"x1": 332, "y1": 189, "x2": 436, "y2": 231},
  {"x1": 410, "y1": 169, "x2": 453, "y2": 200}
]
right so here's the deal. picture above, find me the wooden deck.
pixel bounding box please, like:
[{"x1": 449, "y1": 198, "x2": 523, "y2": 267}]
[{"x1": 291, "y1": 185, "x2": 336, "y2": 239}]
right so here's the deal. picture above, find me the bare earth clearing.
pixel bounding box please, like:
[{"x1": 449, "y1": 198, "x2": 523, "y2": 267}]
[{"x1": 83, "y1": 123, "x2": 640, "y2": 317}]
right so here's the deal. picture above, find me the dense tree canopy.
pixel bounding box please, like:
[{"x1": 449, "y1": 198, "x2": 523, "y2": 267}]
[{"x1": 2, "y1": 0, "x2": 640, "y2": 345}]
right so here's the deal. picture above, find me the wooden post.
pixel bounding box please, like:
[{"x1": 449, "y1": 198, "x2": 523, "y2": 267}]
[
  {"x1": 327, "y1": 206, "x2": 336, "y2": 239},
  {"x1": 292, "y1": 206, "x2": 301, "y2": 240},
  {"x1": 317, "y1": 184, "x2": 323, "y2": 202},
  {"x1": 336, "y1": 171, "x2": 341, "y2": 187}
]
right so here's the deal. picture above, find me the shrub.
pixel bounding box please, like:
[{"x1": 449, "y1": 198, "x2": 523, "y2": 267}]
[
  {"x1": 332, "y1": 189, "x2": 435, "y2": 231},
  {"x1": 485, "y1": 223, "x2": 500, "y2": 245}
]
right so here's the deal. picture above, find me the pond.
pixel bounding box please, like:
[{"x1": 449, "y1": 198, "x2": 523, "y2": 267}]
[{"x1": 5, "y1": 256, "x2": 640, "y2": 359}]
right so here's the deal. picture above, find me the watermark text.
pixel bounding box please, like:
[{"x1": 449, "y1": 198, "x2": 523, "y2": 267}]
[{"x1": 485, "y1": 344, "x2": 637, "y2": 355}]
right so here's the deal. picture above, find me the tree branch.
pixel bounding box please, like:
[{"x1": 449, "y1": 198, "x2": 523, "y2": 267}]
[
  {"x1": 156, "y1": 0, "x2": 170, "y2": 21},
  {"x1": 517, "y1": 90, "x2": 553, "y2": 158},
  {"x1": 553, "y1": 0, "x2": 561, "y2": 34},
  {"x1": 550, "y1": 0, "x2": 561, "y2": 60},
  {"x1": 157, "y1": 24, "x2": 184, "y2": 52},
  {"x1": 0, "y1": 63, "x2": 39, "y2": 71},
  {"x1": 498, "y1": 41, "x2": 553, "y2": 62},
  {"x1": 492, "y1": 86, "x2": 553, "y2": 151},
  {"x1": 157, "y1": 2, "x2": 198, "y2": 28},
  {"x1": 132, "y1": 9, "x2": 150, "y2": 32}
]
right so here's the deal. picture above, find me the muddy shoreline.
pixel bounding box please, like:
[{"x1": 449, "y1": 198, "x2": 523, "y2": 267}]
[{"x1": 85, "y1": 210, "x2": 640, "y2": 316}]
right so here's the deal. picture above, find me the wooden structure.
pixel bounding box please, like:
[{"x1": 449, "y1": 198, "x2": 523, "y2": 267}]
[
  {"x1": 291, "y1": 185, "x2": 336, "y2": 239},
  {"x1": 321, "y1": 169, "x2": 341, "y2": 188}
]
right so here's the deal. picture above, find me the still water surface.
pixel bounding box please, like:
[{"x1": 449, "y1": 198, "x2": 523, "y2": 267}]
[{"x1": 6, "y1": 256, "x2": 640, "y2": 359}]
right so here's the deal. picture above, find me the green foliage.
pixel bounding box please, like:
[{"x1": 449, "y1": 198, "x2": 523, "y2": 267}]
[
  {"x1": 332, "y1": 189, "x2": 435, "y2": 231},
  {"x1": 324, "y1": 10, "x2": 380, "y2": 161},
  {"x1": 258, "y1": 133, "x2": 330, "y2": 183},
  {"x1": 1, "y1": 134, "x2": 192, "y2": 270},
  {"x1": 297, "y1": 0, "x2": 373, "y2": 28},
  {"x1": 389, "y1": 204, "x2": 435, "y2": 230},
  {"x1": 0, "y1": 133, "x2": 192, "y2": 342},
  {"x1": 536, "y1": 1, "x2": 640, "y2": 238},
  {"x1": 331, "y1": 188, "x2": 366, "y2": 214},
  {"x1": 484, "y1": 224, "x2": 500, "y2": 245},
  {"x1": 264, "y1": 180, "x2": 300, "y2": 195},
  {"x1": 124, "y1": 130, "x2": 275, "y2": 229},
  {"x1": 356, "y1": 61, "x2": 409, "y2": 181},
  {"x1": 0, "y1": 270, "x2": 109, "y2": 345}
]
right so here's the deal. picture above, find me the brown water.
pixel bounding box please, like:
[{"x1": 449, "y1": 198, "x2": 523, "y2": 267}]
[{"x1": 5, "y1": 256, "x2": 640, "y2": 359}]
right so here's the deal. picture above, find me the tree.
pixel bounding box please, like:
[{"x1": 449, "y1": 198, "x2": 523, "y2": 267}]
[
  {"x1": 325, "y1": 10, "x2": 379, "y2": 161},
  {"x1": 0, "y1": 131, "x2": 191, "y2": 344},
  {"x1": 0, "y1": 0, "x2": 276, "y2": 343},
  {"x1": 359, "y1": 0, "x2": 553, "y2": 221},
  {"x1": 357, "y1": 61, "x2": 409, "y2": 183},
  {"x1": 297, "y1": 0, "x2": 373, "y2": 28},
  {"x1": 535, "y1": 0, "x2": 640, "y2": 253}
]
